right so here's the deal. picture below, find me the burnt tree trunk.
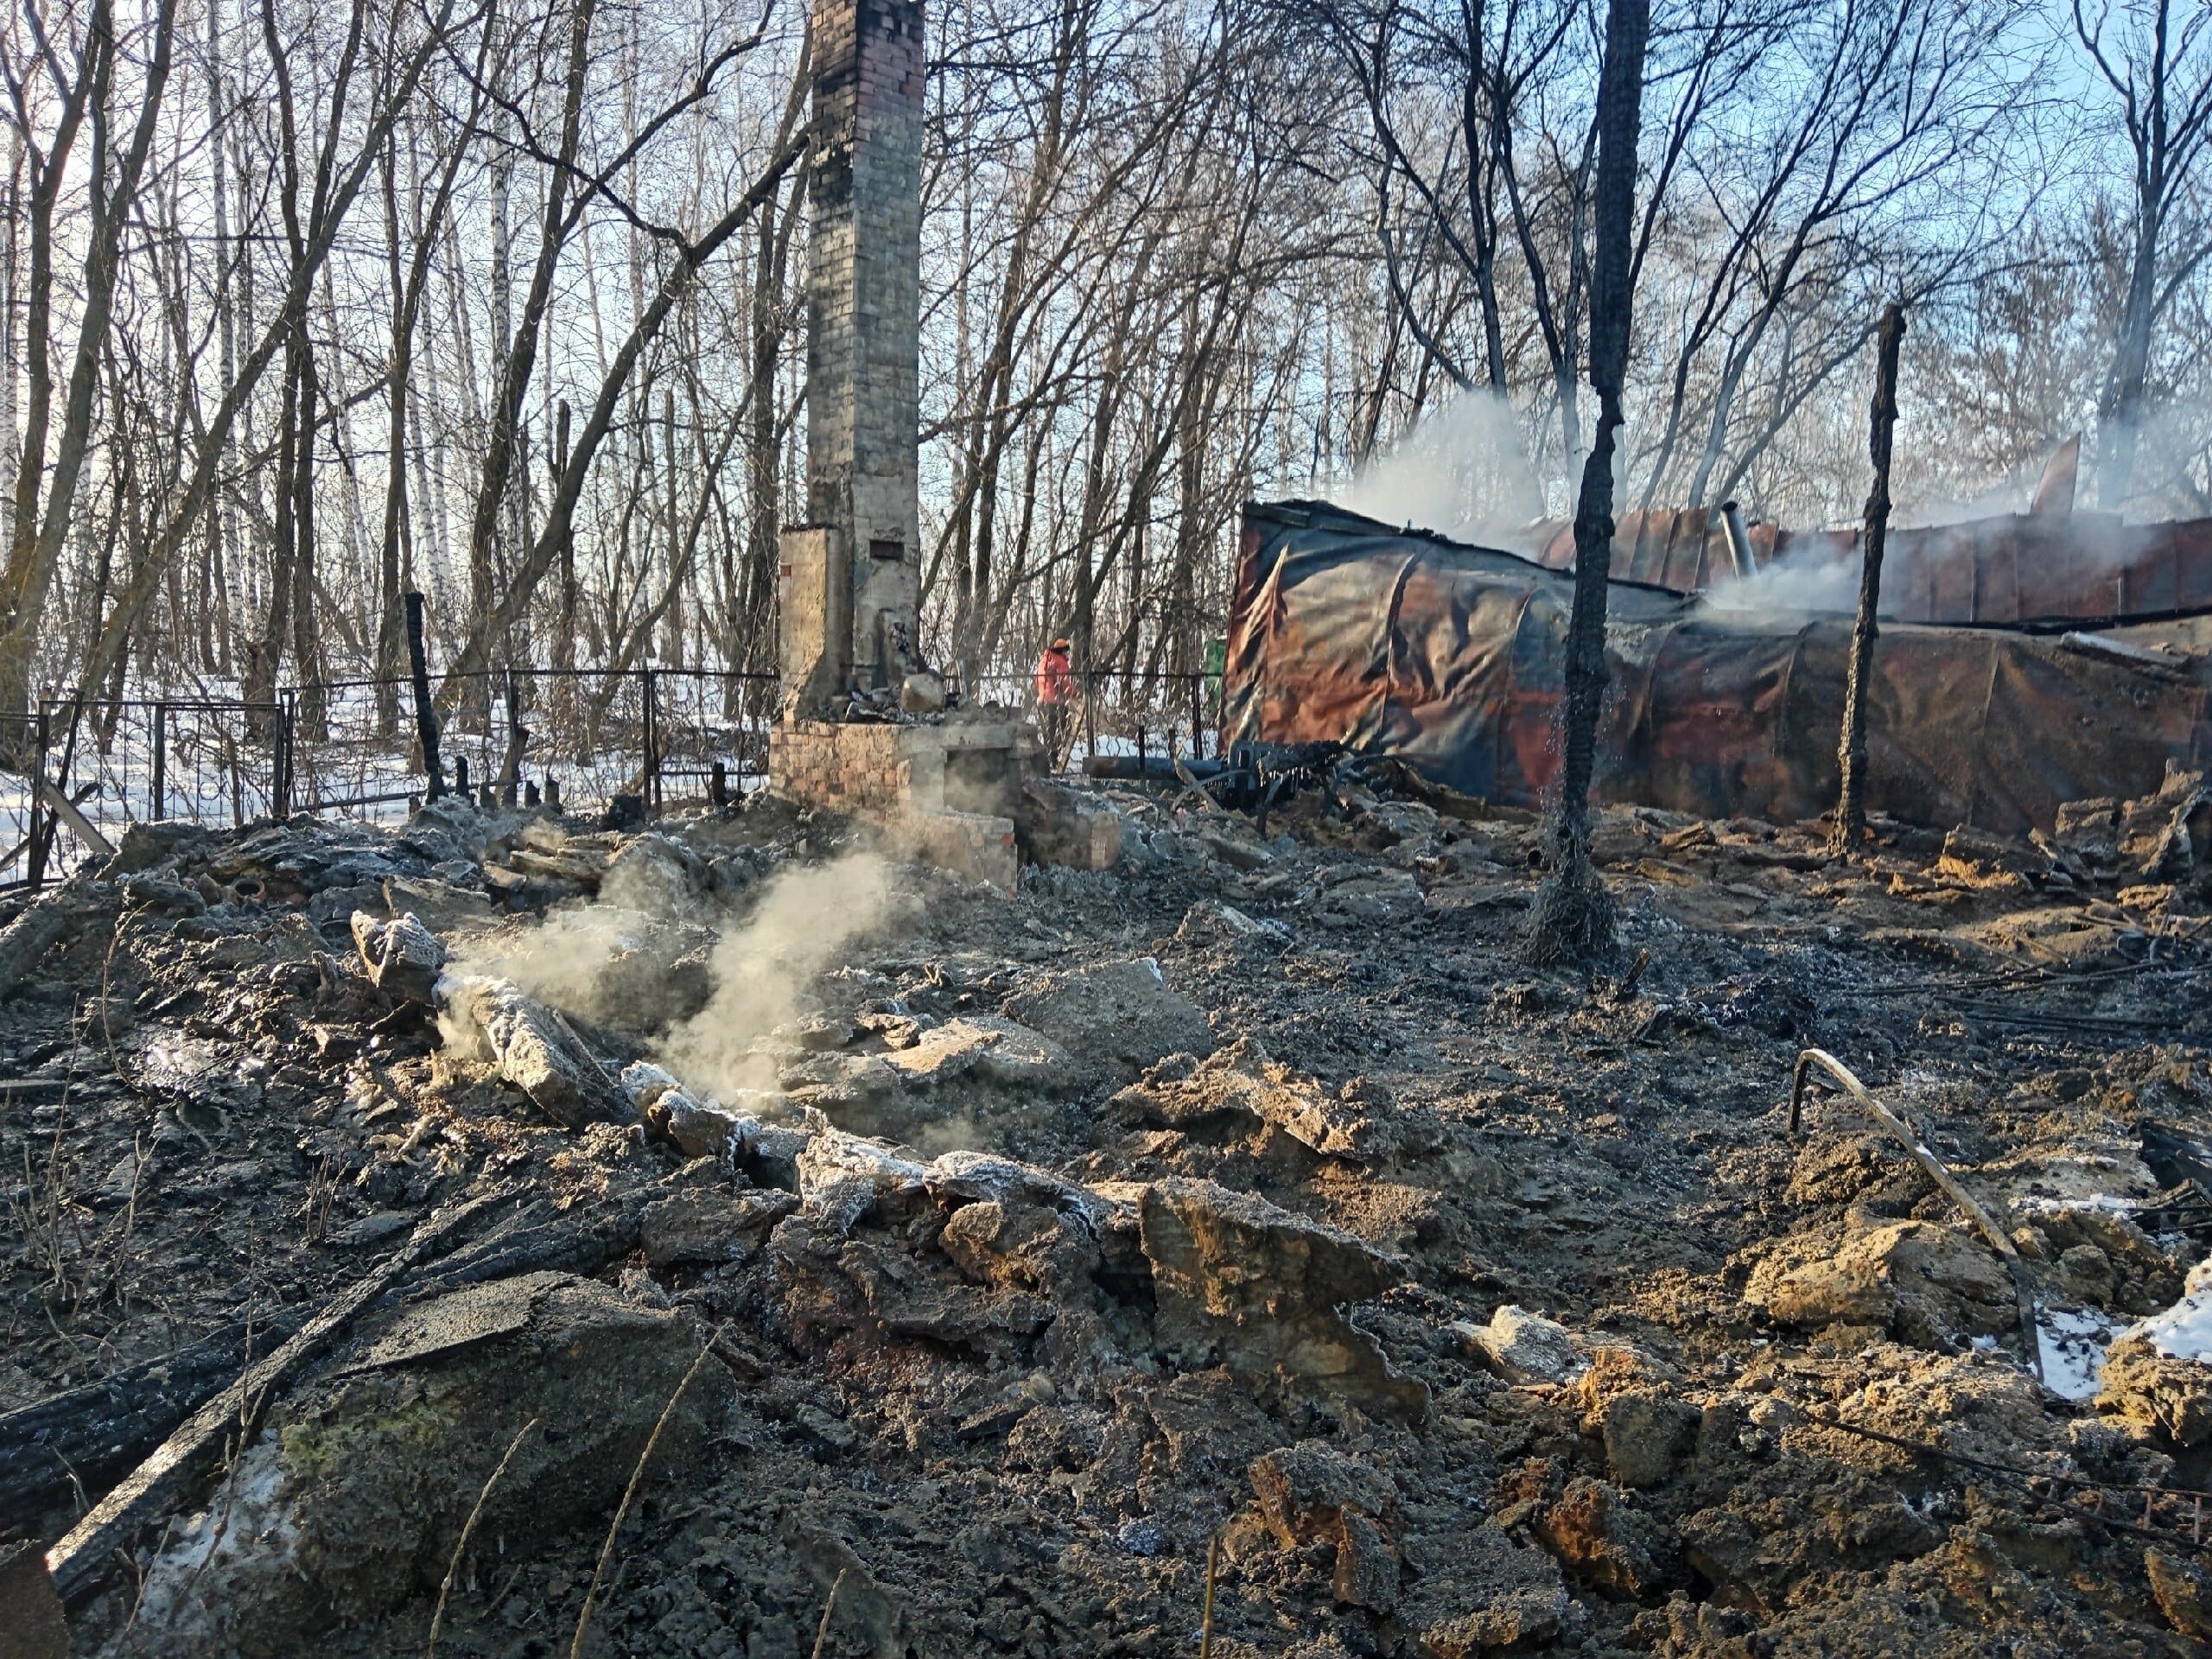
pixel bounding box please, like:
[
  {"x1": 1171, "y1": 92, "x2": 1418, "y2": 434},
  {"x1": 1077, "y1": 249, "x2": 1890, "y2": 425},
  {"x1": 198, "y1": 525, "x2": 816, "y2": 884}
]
[
  {"x1": 1833, "y1": 302, "x2": 1905, "y2": 851},
  {"x1": 1522, "y1": 0, "x2": 1649, "y2": 970},
  {"x1": 407, "y1": 590, "x2": 444, "y2": 798}
]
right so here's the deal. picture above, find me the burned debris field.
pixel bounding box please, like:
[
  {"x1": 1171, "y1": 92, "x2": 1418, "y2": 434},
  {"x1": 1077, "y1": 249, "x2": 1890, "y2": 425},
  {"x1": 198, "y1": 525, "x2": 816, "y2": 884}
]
[
  {"x1": 3, "y1": 774, "x2": 2212, "y2": 1658},
  {"x1": 9, "y1": 0, "x2": 2212, "y2": 1647}
]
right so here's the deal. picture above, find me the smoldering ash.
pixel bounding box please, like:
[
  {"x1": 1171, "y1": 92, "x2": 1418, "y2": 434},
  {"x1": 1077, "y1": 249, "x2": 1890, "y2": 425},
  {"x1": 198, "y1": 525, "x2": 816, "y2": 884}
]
[
  {"x1": 449, "y1": 849, "x2": 906, "y2": 1100},
  {"x1": 656, "y1": 852, "x2": 904, "y2": 1099}
]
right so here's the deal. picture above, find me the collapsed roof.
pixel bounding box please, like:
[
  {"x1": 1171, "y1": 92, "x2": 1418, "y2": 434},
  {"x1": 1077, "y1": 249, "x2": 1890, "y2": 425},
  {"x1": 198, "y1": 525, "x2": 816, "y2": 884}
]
[
  {"x1": 1225, "y1": 499, "x2": 2212, "y2": 835},
  {"x1": 1524, "y1": 505, "x2": 2212, "y2": 627},
  {"x1": 1521, "y1": 445, "x2": 2212, "y2": 628}
]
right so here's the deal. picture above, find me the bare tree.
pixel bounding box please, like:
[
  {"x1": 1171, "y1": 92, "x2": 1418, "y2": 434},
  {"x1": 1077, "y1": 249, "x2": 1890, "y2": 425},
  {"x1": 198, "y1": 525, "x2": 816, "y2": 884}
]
[
  {"x1": 73, "y1": 0, "x2": 470, "y2": 704},
  {"x1": 0, "y1": 0, "x2": 177, "y2": 729},
  {"x1": 2074, "y1": 0, "x2": 2212, "y2": 509}
]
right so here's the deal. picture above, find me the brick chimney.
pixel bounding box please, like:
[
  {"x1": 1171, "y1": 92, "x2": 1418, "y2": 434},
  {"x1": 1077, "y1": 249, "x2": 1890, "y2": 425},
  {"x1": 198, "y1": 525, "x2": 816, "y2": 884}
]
[{"x1": 779, "y1": 0, "x2": 924, "y2": 711}]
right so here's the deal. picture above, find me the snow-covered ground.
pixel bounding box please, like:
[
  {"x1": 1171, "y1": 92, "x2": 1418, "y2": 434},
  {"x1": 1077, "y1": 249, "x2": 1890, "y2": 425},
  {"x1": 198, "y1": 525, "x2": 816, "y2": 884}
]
[
  {"x1": 2122, "y1": 1258, "x2": 2212, "y2": 1365},
  {"x1": 2, "y1": 674, "x2": 1216, "y2": 885}
]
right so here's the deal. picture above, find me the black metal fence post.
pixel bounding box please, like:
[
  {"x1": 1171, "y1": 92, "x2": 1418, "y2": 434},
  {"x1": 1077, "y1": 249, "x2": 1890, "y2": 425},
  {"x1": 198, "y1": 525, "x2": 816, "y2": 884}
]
[
  {"x1": 274, "y1": 691, "x2": 295, "y2": 817},
  {"x1": 150, "y1": 702, "x2": 168, "y2": 820},
  {"x1": 27, "y1": 704, "x2": 49, "y2": 891},
  {"x1": 642, "y1": 666, "x2": 661, "y2": 814}
]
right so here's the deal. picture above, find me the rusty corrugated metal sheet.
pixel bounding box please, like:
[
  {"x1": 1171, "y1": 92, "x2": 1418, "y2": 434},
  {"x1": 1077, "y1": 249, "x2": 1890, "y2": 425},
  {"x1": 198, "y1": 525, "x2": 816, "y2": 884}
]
[
  {"x1": 1524, "y1": 503, "x2": 2212, "y2": 627},
  {"x1": 1530, "y1": 507, "x2": 1778, "y2": 589},
  {"x1": 1228, "y1": 500, "x2": 2212, "y2": 835}
]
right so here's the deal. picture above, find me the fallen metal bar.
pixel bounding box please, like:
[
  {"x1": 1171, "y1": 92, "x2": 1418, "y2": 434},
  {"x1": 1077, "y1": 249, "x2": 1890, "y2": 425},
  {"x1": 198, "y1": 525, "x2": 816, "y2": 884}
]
[
  {"x1": 1085, "y1": 753, "x2": 1225, "y2": 782},
  {"x1": 34, "y1": 777, "x2": 115, "y2": 858},
  {"x1": 1789, "y1": 1047, "x2": 2044, "y2": 1385}
]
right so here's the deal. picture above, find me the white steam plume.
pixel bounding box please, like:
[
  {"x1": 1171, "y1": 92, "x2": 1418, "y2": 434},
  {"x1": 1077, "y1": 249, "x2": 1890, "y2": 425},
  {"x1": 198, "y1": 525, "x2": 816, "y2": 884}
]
[
  {"x1": 1700, "y1": 556, "x2": 1861, "y2": 617},
  {"x1": 1327, "y1": 391, "x2": 1548, "y2": 548},
  {"x1": 448, "y1": 849, "x2": 906, "y2": 1098},
  {"x1": 656, "y1": 850, "x2": 902, "y2": 1099},
  {"x1": 450, "y1": 887, "x2": 665, "y2": 1025}
]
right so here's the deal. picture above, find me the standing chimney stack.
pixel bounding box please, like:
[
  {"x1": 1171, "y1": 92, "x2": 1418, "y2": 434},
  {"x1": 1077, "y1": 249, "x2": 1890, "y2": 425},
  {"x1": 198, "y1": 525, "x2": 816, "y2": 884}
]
[{"x1": 779, "y1": 0, "x2": 925, "y2": 712}]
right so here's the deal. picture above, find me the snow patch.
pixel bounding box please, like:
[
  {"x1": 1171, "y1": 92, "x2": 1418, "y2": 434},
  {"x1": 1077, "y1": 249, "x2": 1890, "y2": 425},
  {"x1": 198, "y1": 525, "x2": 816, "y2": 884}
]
[
  {"x1": 2122, "y1": 1259, "x2": 2212, "y2": 1365},
  {"x1": 2037, "y1": 1306, "x2": 2119, "y2": 1400}
]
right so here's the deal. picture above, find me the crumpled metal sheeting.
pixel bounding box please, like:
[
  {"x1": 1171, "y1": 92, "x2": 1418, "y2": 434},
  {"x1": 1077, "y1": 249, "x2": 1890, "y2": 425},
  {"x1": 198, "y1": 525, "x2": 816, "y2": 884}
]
[
  {"x1": 1227, "y1": 500, "x2": 2212, "y2": 835},
  {"x1": 1529, "y1": 503, "x2": 2212, "y2": 627}
]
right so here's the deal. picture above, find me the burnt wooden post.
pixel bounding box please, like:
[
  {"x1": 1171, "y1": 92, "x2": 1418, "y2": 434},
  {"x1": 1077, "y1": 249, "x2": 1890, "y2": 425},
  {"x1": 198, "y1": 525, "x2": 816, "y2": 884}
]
[
  {"x1": 499, "y1": 665, "x2": 526, "y2": 804},
  {"x1": 1833, "y1": 302, "x2": 1907, "y2": 853},
  {"x1": 1189, "y1": 673, "x2": 1203, "y2": 760},
  {"x1": 709, "y1": 759, "x2": 729, "y2": 809},
  {"x1": 404, "y1": 592, "x2": 444, "y2": 800},
  {"x1": 150, "y1": 702, "x2": 167, "y2": 821}
]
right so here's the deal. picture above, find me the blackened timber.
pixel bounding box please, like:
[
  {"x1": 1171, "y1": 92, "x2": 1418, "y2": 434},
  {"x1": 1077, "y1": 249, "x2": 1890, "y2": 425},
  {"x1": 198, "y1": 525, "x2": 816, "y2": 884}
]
[
  {"x1": 1834, "y1": 303, "x2": 1906, "y2": 851},
  {"x1": 405, "y1": 590, "x2": 444, "y2": 799}
]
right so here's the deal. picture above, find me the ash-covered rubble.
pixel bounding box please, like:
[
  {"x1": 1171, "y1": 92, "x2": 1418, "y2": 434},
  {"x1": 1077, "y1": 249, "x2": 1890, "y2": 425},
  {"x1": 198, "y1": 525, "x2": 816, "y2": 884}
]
[{"x1": 4, "y1": 768, "x2": 2212, "y2": 1656}]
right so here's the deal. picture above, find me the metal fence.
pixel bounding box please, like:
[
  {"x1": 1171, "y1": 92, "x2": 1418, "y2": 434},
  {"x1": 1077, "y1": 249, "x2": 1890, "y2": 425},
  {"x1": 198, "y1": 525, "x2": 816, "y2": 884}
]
[
  {"x1": 0, "y1": 660, "x2": 1223, "y2": 892},
  {"x1": 279, "y1": 667, "x2": 778, "y2": 823},
  {"x1": 953, "y1": 667, "x2": 1224, "y2": 770}
]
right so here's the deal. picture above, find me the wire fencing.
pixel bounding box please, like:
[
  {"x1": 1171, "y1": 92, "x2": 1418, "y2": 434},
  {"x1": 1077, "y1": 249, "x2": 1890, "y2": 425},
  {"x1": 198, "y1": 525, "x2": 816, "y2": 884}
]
[
  {"x1": 0, "y1": 660, "x2": 1220, "y2": 891},
  {"x1": 0, "y1": 665, "x2": 779, "y2": 891}
]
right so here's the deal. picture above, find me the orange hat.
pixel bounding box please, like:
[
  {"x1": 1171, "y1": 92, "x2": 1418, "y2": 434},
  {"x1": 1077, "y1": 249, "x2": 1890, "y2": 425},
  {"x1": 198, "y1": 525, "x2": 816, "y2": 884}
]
[{"x1": 1051, "y1": 638, "x2": 1071, "y2": 651}]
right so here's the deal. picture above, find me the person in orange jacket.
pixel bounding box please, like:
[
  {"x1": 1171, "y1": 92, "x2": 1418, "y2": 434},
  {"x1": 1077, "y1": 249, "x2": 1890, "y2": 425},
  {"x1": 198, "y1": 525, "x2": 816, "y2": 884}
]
[
  {"x1": 1033, "y1": 638, "x2": 1074, "y2": 705},
  {"x1": 1033, "y1": 637, "x2": 1075, "y2": 766}
]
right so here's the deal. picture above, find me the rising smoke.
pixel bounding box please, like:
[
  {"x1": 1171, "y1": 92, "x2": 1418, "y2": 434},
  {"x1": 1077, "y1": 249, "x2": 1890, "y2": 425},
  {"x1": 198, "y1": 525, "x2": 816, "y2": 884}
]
[
  {"x1": 1328, "y1": 391, "x2": 1548, "y2": 547},
  {"x1": 656, "y1": 850, "x2": 902, "y2": 1099},
  {"x1": 450, "y1": 848, "x2": 906, "y2": 1103}
]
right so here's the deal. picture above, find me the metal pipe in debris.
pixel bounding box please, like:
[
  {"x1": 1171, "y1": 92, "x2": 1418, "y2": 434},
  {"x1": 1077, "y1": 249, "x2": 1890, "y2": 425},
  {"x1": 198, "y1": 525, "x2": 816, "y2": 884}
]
[
  {"x1": 1719, "y1": 500, "x2": 1758, "y2": 581},
  {"x1": 1789, "y1": 1046, "x2": 2043, "y2": 1384}
]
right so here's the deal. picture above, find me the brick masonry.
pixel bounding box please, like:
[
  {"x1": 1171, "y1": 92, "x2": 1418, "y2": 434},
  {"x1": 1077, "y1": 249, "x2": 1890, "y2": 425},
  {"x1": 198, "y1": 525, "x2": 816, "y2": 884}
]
[
  {"x1": 768, "y1": 715, "x2": 1033, "y2": 817},
  {"x1": 770, "y1": 716, "x2": 1028, "y2": 890},
  {"x1": 801, "y1": 0, "x2": 924, "y2": 690}
]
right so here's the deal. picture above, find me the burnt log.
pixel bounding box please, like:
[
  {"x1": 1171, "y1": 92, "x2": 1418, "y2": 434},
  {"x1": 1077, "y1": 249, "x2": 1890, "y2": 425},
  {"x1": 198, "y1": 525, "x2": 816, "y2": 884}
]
[
  {"x1": 1, "y1": 1198, "x2": 645, "y2": 1529},
  {"x1": 1834, "y1": 302, "x2": 1907, "y2": 851},
  {"x1": 0, "y1": 1313, "x2": 306, "y2": 1521},
  {"x1": 43, "y1": 1191, "x2": 511, "y2": 1602}
]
